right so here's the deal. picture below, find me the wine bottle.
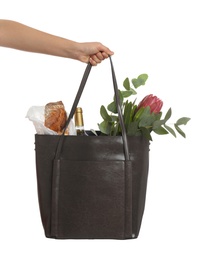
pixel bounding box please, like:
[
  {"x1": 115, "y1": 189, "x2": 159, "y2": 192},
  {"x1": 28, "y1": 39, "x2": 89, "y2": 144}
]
[{"x1": 74, "y1": 107, "x2": 85, "y2": 136}]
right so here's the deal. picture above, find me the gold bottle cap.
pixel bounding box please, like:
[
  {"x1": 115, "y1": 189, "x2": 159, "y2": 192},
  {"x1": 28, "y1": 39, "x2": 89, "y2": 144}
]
[
  {"x1": 75, "y1": 107, "x2": 84, "y2": 127},
  {"x1": 76, "y1": 107, "x2": 83, "y2": 113}
]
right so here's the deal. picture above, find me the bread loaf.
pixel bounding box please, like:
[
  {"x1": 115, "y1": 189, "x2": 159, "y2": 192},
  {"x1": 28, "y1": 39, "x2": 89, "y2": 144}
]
[{"x1": 44, "y1": 101, "x2": 67, "y2": 134}]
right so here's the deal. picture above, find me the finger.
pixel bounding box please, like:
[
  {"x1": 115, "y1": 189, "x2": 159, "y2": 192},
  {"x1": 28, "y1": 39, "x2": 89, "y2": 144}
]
[
  {"x1": 101, "y1": 52, "x2": 109, "y2": 59},
  {"x1": 95, "y1": 52, "x2": 104, "y2": 61},
  {"x1": 91, "y1": 54, "x2": 102, "y2": 64},
  {"x1": 89, "y1": 57, "x2": 97, "y2": 66}
]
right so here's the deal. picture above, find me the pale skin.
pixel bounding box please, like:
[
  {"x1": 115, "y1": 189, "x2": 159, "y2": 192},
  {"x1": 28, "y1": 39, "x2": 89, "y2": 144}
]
[{"x1": 0, "y1": 20, "x2": 114, "y2": 66}]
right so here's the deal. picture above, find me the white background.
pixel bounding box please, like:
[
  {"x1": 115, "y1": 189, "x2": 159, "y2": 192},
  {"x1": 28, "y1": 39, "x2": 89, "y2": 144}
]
[{"x1": 0, "y1": 0, "x2": 202, "y2": 259}]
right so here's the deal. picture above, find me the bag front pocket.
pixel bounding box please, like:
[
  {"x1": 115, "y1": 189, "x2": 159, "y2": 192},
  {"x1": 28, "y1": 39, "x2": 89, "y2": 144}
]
[{"x1": 51, "y1": 159, "x2": 132, "y2": 239}]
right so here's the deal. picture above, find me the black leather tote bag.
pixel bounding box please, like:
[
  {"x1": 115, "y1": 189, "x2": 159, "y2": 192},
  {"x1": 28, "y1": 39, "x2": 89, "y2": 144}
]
[{"x1": 35, "y1": 57, "x2": 149, "y2": 239}]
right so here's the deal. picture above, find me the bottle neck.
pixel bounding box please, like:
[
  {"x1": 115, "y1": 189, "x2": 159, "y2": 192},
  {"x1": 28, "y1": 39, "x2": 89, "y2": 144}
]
[{"x1": 74, "y1": 107, "x2": 85, "y2": 135}]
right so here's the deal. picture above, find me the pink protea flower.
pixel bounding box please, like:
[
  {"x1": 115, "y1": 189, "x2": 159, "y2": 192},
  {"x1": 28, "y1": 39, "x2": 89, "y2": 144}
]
[{"x1": 137, "y1": 94, "x2": 163, "y2": 114}]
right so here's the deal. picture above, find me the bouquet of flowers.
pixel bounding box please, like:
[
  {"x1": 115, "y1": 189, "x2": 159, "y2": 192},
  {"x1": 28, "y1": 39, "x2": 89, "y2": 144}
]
[{"x1": 98, "y1": 74, "x2": 190, "y2": 140}]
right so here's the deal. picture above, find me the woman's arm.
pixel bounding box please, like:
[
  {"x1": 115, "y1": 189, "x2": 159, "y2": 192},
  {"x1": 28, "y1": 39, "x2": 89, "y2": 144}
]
[{"x1": 0, "y1": 19, "x2": 114, "y2": 65}]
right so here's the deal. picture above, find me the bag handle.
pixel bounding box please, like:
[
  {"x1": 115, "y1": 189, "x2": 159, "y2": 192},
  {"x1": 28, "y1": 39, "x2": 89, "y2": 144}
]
[{"x1": 55, "y1": 56, "x2": 130, "y2": 160}]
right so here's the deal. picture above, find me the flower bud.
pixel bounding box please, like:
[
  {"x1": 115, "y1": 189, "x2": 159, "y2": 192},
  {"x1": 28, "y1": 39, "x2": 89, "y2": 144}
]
[{"x1": 136, "y1": 94, "x2": 163, "y2": 114}]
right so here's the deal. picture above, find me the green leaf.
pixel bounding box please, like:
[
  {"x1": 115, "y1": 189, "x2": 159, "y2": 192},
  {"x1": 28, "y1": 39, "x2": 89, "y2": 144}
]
[
  {"x1": 98, "y1": 120, "x2": 112, "y2": 135},
  {"x1": 123, "y1": 77, "x2": 130, "y2": 90},
  {"x1": 123, "y1": 101, "x2": 132, "y2": 127},
  {"x1": 117, "y1": 89, "x2": 124, "y2": 105},
  {"x1": 107, "y1": 89, "x2": 124, "y2": 114},
  {"x1": 174, "y1": 124, "x2": 186, "y2": 138},
  {"x1": 164, "y1": 108, "x2": 172, "y2": 122},
  {"x1": 134, "y1": 106, "x2": 151, "y2": 121},
  {"x1": 121, "y1": 90, "x2": 135, "y2": 98},
  {"x1": 139, "y1": 116, "x2": 154, "y2": 128},
  {"x1": 130, "y1": 88, "x2": 137, "y2": 95},
  {"x1": 100, "y1": 105, "x2": 112, "y2": 121},
  {"x1": 154, "y1": 112, "x2": 162, "y2": 121},
  {"x1": 132, "y1": 74, "x2": 148, "y2": 89},
  {"x1": 127, "y1": 121, "x2": 139, "y2": 136},
  {"x1": 176, "y1": 117, "x2": 191, "y2": 126},
  {"x1": 140, "y1": 127, "x2": 152, "y2": 141},
  {"x1": 111, "y1": 115, "x2": 118, "y2": 122},
  {"x1": 107, "y1": 101, "x2": 117, "y2": 113},
  {"x1": 153, "y1": 119, "x2": 166, "y2": 130},
  {"x1": 164, "y1": 124, "x2": 176, "y2": 137},
  {"x1": 134, "y1": 107, "x2": 144, "y2": 120},
  {"x1": 153, "y1": 126, "x2": 169, "y2": 135},
  {"x1": 139, "y1": 106, "x2": 151, "y2": 119}
]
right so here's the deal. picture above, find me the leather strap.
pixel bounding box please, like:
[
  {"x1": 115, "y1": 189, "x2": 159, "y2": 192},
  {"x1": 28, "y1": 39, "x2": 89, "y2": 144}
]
[
  {"x1": 55, "y1": 56, "x2": 130, "y2": 160},
  {"x1": 109, "y1": 57, "x2": 130, "y2": 160}
]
